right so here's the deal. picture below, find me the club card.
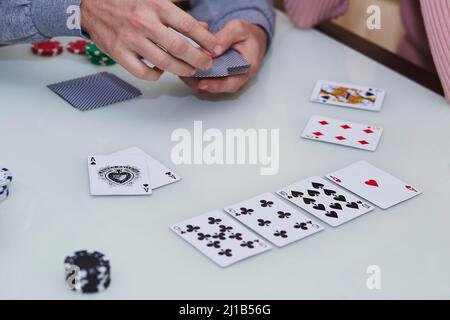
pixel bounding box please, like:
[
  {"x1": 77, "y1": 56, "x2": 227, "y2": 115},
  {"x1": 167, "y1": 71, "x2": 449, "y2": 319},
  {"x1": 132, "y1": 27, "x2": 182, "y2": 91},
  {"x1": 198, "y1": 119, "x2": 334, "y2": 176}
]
[
  {"x1": 310, "y1": 80, "x2": 385, "y2": 111},
  {"x1": 277, "y1": 177, "x2": 374, "y2": 227},
  {"x1": 88, "y1": 155, "x2": 152, "y2": 196},
  {"x1": 326, "y1": 161, "x2": 421, "y2": 209},
  {"x1": 194, "y1": 49, "x2": 250, "y2": 78},
  {"x1": 48, "y1": 72, "x2": 142, "y2": 111},
  {"x1": 224, "y1": 193, "x2": 323, "y2": 247},
  {"x1": 301, "y1": 115, "x2": 383, "y2": 151},
  {"x1": 112, "y1": 147, "x2": 181, "y2": 189},
  {"x1": 170, "y1": 210, "x2": 271, "y2": 267}
]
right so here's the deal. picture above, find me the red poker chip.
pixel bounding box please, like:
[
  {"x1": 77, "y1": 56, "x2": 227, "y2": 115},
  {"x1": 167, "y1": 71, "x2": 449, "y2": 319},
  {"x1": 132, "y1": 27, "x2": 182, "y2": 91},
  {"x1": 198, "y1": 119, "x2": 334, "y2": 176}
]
[
  {"x1": 31, "y1": 40, "x2": 63, "y2": 57},
  {"x1": 67, "y1": 39, "x2": 89, "y2": 55}
]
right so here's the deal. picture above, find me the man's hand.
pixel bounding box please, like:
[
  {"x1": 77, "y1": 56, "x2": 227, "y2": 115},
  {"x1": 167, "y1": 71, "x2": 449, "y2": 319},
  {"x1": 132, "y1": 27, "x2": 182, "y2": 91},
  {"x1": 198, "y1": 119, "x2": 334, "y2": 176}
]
[
  {"x1": 80, "y1": 0, "x2": 221, "y2": 81},
  {"x1": 180, "y1": 20, "x2": 268, "y2": 94}
]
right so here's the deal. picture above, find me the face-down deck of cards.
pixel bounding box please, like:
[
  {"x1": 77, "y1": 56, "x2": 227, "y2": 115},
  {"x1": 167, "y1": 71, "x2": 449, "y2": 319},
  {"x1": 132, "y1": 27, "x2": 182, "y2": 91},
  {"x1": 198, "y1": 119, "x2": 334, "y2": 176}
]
[{"x1": 171, "y1": 161, "x2": 421, "y2": 267}]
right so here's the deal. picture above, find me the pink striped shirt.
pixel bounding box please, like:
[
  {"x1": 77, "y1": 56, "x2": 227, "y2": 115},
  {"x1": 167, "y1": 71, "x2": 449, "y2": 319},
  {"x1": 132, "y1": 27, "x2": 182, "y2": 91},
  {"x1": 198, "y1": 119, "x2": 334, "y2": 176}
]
[{"x1": 284, "y1": 0, "x2": 450, "y2": 103}]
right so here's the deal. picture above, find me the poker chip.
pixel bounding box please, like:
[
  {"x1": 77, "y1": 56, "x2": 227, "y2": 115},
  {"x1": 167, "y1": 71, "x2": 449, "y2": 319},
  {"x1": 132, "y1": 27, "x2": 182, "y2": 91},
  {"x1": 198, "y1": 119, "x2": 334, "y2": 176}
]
[
  {"x1": 31, "y1": 40, "x2": 63, "y2": 57},
  {"x1": 0, "y1": 168, "x2": 12, "y2": 188},
  {"x1": 67, "y1": 39, "x2": 89, "y2": 55},
  {"x1": 64, "y1": 250, "x2": 111, "y2": 294},
  {"x1": 86, "y1": 43, "x2": 116, "y2": 66}
]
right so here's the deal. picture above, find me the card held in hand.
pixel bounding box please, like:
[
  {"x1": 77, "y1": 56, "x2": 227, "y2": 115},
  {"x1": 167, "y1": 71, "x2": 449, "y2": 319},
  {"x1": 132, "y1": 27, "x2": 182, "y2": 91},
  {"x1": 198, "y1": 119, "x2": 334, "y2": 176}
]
[
  {"x1": 194, "y1": 49, "x2": 250, "y2": 78},
  {"x1": 170, "y1": 210, "x2": 271, "y2": 267}
]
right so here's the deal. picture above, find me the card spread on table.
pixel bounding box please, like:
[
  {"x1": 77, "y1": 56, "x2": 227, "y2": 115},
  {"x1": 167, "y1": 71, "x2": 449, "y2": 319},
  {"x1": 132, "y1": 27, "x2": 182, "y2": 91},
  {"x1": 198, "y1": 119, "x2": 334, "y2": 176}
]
[
  {"x1": 170, "y1": 210, "x2": 271, "y2": 267},
  {"x1": 224, "y1": 193, "x2": 323, "y2": 247},
  {"x1": 326, "y1": 161, "x2": 421, "y2": 209},
  {"x1": 48, "y1": 72, "x2": 142, "y2": 111},
  {"x1": 277, "y1": 177, "x2": 374, "y2": 227},
  {"x1": 301, "y1": 115, "x2": 384, "y2": 151},
  {"x1": 194, "y1": 49, "x2": 250, "y2": 78},
  {"x1": 310, "y1": 80, "x2": 385, "y2": 111},
  {"x1": 112, "y1": 147, "x2": 181, "y2": 189},
  {"x1": 88, "y1": 154, "x2": 152, "y2": 196}
]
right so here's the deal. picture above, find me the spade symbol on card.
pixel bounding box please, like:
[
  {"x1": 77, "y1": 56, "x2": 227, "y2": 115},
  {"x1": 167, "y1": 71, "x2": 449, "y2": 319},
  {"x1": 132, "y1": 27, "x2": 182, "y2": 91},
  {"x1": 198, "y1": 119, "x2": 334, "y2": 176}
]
[
  {"x1": 313, "y1": 204, "x2": 326, "y2": 211},
  {"x1": 346, "y1": 202, "x2": 359, "y2": 209},
  {"x1": 90, "y1": 157, "x2": 97, "y2": 166},
  {"x1": 303, "y1": 197, "x2": 316, "y2": 205},
  {"x1": 334, "y1": 195, "x2": 347, "y2": 202},
  {"x1": 143, "y1": 184, "x2": 150, "y2": 193},
  {"x1": 325, "y1": 211, "x2": 339, "y2": 219},
  {"x1": 165, "y1": 172, "x2": 177, "y2": 180},
  {"x1": 329, "y1": 203, "x2": 342, "y2": 210},
  {"x1": 307, "y1": 190, "x2": 320, "y2": 197},
  {"x1": 290, "y1": 191, "x2": 303, "y2": 199},
  {"x1": 312, "y1": 182, "x2": 324, "y2": 189},
  {"x1": 323, "y1": 189, "x2": 336, "y2": 196}
]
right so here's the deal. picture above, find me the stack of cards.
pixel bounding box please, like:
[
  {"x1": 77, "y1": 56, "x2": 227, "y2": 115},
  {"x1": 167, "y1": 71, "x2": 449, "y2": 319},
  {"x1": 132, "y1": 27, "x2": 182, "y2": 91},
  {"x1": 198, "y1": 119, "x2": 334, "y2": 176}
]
[
  {"x1": 48, "y1": 72, "x2": 142, "y2": 111},
  {"x1": 171, "y1": 161, "x2": 421, "y2": 267},
  {"x1": 194, "y1": 49, "x2": 250, "y2": 78},
  {"x1": 88, "y1": 147, "x2": 181, "y2": 196},
  {"x1": 310, "y1": 80, "x2": 386, "y2": 112}
]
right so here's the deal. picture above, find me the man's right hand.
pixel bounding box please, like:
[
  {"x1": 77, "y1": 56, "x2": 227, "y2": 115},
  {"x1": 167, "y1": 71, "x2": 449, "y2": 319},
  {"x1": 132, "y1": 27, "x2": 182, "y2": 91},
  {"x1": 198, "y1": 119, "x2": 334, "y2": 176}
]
[{"x1": 80, "y1": 0, "x2": 221, "y2": 81}]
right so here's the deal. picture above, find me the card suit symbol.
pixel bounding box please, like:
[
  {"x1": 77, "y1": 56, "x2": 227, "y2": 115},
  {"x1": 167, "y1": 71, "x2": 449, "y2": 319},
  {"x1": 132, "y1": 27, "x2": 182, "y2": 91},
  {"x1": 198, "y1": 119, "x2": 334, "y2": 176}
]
[
  {"x1": 274, "y1": 230, "x2": 288, "y2": 238},
  {"x1": 307, "y1": 190, "x2": 320, "y2": 197},
  {"x1": 277, "y1": 211, "x2": 291, "y2": 219},
  {"x1": 335, "y1": 136, "x2": 346, "y2": 141},
  {"x1": 107, "y1": 171, "x2": 133, "y2": 185},
  {"x1": 208, "y1": 241, "x2": 221, "y2": 249},
  {"x1": 219, "y1": 225, "x2": 233, "y2": 233},
  {"x1": 143, "y1": 184, "x2": 149, "y2": 187},
  {"x1": 405, "y1": 185, "x2": 418, "y2": 192},
  {"x1": 291, "y1": 191, "x2": 304, "y2": 198},
  {"x1": 257, "y1": 219, "x2": 271, "y2": 227},
  {"x1": 323, "y1": 189, "x2": 336, "y2": 196},
  {"x1": 329, "y1": 203, "x2": 342, "y2": 210},
  {"x1": 358, "y1": 140, "x2": 370, "y2": 145},
  {"x1": 240, "y1": 241, "x2": 255, "y2": 249},
  {"x1": 333, "y1": 195, "x2": 347, "y2": 202},
  {"x1": 208, "y1": 217, "x2": 222, "y2": 225},
  {"x1": 90, "y1": 161, "x2": 96, "y2": 165},
  {"x1": 346, "y1": 202, "x2": 359, "y2": 209},
  {"x1": 313, "y1": 204, "x2": 326, "y2": 211},
  {"x1": 318, "y1": 121, "x2": 329, "y2": 126},
  {"x1": 229, "y1": 233, "x2": 243, "y2": 240},
  {"x1": 294, "y1": 222, "x2": 308, "y2": 230},
  {"x1": 312, "y1": 131, "x2": 324, "y2": 137},
  {"x1": 213, "y1": 232, "x2": 227, "y2": 240},
  {"x1": 341, "y1": 124, "x2": 351, "y2": 129},
  {"x1": 366, "y1": 91, "x2": 375, "y2": 97},
  {"x1": 165, "y1": 172, "x2": 176, "y2": 179},
  {"x1": 365, "y1": 179, "x2": 379, "y2": 187},
  {"x1": 363, "y1": 129, "x2": 374, "y2": 134},
  {"x1": 260, "y1": 200, "x2": 274, "y2": 208},
  {"x1": 186, "y1": 225, "x2": 200, "y2": 233},
  {"x1": 218, "y1": 249, "x2": 232, "y2": 257},
  {"x1": 325, "y1": 211, "x2": 339, "y2": 219},
  {"x1": 329, "y1": 176, "x2": 342, "y2": 183},
  {"x1": 240, "y1": 207, "x2": 254, "y2": 215},
  {"x1": 303, "y1": 197, "x2": 316, "y2": 205},
  {"x1": 311, "y1": 182, "x2": 324, "y2": 189},
  {"x1": 197, "y1": 233, "x2": 211, "y2": 241}
]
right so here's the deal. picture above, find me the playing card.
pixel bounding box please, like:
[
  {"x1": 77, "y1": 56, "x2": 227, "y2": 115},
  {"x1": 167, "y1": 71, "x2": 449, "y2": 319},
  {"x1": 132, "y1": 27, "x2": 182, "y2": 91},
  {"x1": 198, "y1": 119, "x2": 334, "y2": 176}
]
[
  {"x1": 277, "y1": 177, "x2": 374, "y2": 227},
  {"x1": 301, "y1": 115, "x2": 383, "y2": 151},
  {"x1": 112, "y1": 147, "x2": 181, "y2": 189},
  {"x1": 170, "y1": 210, "x2": 271, "y2": 267},
  {"x1": 224, "y1": 193, "x2": 323, "y2": 247},
  {"x1": 87, "y1": 155, "x2": 152, "y2": 196},
  {"x1": 310, "y1": 80, "x2": 385, "y2": 111},
  {"x1": 48, "y1": 72, "x2": 142, "y2": 111},
  {"x1": 326, "y1": 161, "x2": 421, "y2": 209},
  {"x1": 194, "y1": 49, "x2": 250, "y2": 78}
]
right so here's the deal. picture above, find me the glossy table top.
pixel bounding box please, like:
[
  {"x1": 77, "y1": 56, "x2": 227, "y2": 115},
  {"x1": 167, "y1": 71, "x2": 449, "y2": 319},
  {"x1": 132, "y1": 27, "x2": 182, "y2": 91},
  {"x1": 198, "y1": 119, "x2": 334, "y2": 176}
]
[{"x1": 0, "y1": 11, "x2": 449, "y2": 299}]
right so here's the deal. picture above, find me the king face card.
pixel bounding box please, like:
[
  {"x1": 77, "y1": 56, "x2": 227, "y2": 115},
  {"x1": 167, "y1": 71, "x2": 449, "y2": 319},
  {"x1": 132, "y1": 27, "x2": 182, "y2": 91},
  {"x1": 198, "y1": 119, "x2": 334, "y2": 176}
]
[
  {"x1": 326, "y1": 161, "x2": 421, "y2": 209},
  {"x1": 170, "y1": 210, "x2": 271, "y2": 267},
  {"x1": 224, "y1": 193, "x2": 323, "y2": 247},
  {"x1": 301, "y1": 115, "x2": 383, "y2": 151},
  {"x1": 277, "y1": 177, "x2": 374, "y2": 227},
  {"x1": 88, "y1": 155, "x2": 152, "y2": 196},
  {"x1": 310, "y1": 80, "x2": 385, "y2": 111}
]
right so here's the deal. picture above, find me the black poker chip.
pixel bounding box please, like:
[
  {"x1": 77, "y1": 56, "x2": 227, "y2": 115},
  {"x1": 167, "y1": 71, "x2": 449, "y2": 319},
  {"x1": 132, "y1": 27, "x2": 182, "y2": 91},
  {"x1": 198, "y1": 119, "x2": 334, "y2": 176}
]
[{"x1": 64, "y1": 250, "x2": 111, "y2": 294}]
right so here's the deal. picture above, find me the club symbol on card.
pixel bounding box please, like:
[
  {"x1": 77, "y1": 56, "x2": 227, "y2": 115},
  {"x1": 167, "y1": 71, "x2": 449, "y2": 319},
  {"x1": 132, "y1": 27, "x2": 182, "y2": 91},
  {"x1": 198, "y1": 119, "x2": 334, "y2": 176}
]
[
  {"x1": 240, "y1": 241, "x2": 255, "y2": 249},
  {"x1": 207, "y1": 241, "x2": 221, "y2": 249},
  {"x1": 365, "y1": 179, "x2": 379, "y2": 187},
  {"x1": 229, "y1": 233, "x2": 243, "y2": 240},
  {"x1": 294, "y1": 222, "x2": 309, "y2": 230},
  {"x1": 219, "y1": 225, "x2": 233, "y2": 233},
  {"x1": 218, "y1": 249, "x2": 232, "y2": 257},
  {"x1": 197, "y1": 233, "x2": 211, "y2": 241},
  {"x1": 185, "y1": 225, "x2": 200, "y2": 233},
  {"x1": 277, "y1": 211, "x2": 291, "y2": 219},
  {"x1": 98, "y1": 165, "x2": 140, "y2": 187},
  {"x1": 274, "y1": 230, "x2": 288, "y2": 238},
  {"x1": 212, "y1": 232, "x2": 226, "y2": 240},
  {"x1": 165, "y1": 172, "x2": 177, "y2": 180},
  {"x1": 260, "y1": 200, "x2": 274, "y2": 208},
  {"x1": 239, "y1": 207, "x2": 254, "y2": 216},
  {"x1": 208, "y1": 217, "x2": 222, "y2": 225},
  {"x1": 257, "y1": 219, "x2": 271, "y2": 227}
]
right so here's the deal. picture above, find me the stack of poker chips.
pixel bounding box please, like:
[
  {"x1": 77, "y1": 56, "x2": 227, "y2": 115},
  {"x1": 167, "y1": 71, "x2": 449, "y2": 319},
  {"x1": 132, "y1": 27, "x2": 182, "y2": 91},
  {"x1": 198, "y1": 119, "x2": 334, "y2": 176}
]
[
  {"x1": 64, "y1": 250, "x2": 111, "y2": 294},
  {"x1": 85, "y1": 42, "x2": 116, "y2": 66},
  {"x1": 0, "y1": 168, "x2": 12, "y2": 203}
]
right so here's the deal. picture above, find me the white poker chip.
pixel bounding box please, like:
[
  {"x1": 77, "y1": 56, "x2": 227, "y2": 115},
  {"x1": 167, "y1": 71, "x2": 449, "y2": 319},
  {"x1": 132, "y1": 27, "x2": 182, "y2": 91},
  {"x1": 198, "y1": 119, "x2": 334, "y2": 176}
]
[{"x1": 0, "y1": 168, "x2": 12, "y2": 188}]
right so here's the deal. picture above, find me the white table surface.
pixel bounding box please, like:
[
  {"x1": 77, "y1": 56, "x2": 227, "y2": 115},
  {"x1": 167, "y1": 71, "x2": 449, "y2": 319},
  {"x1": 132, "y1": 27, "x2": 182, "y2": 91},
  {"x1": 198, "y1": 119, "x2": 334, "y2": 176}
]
[{"x1": 1, "y1": 11, "x2": 449, "y2": 300}]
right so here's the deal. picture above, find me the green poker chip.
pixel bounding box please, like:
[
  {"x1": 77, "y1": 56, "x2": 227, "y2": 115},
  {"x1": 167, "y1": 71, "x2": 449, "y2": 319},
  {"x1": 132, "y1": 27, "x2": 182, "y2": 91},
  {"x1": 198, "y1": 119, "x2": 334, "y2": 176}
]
[{"x1": 86, "y1": 43, "x2": 116, "y2": 66}]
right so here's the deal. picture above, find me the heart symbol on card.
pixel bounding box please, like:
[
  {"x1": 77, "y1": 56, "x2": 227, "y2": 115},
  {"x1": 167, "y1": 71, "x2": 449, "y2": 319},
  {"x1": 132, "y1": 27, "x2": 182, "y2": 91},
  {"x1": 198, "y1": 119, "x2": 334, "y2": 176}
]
[{"x1": 365, "y1": 179, "x2": 379, "y2": 187}]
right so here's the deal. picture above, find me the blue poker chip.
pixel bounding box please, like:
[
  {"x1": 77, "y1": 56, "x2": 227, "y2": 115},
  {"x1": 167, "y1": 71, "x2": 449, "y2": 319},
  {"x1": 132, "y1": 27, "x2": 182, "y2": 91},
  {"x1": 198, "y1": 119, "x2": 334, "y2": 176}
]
[{"x1": 0, "y1": 168, "x2": 12, "y2": 188}]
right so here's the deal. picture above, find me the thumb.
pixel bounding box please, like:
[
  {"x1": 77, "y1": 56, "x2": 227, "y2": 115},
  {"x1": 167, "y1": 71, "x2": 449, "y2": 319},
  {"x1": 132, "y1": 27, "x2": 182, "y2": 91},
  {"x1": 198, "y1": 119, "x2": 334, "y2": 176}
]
[{"x1": 214, "y1": 20, "x2": 247, "y2": 56}]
